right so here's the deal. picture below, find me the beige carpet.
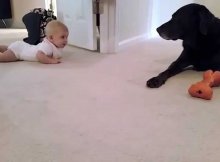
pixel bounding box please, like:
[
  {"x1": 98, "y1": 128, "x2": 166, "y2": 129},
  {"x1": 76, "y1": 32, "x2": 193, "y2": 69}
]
[{"x1": 0, "y1": 29, "x2": 220, "y2": 162}]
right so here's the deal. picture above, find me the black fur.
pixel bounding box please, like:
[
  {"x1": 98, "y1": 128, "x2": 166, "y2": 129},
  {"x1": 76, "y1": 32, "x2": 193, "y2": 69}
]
[{"x1": 147, "y1": 3, "x2": 220, "y2": 88}]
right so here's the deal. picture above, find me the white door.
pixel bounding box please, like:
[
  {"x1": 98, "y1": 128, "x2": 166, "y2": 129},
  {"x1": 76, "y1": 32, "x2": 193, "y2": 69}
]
[{"x1": 56, "y1": 0, "x2": 97, "y2": 50}]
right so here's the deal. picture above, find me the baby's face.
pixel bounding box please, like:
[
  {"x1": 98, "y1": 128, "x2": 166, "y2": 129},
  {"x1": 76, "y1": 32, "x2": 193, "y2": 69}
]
[{"x1": 50, "y1": 29, "x2": 69, "y2": 48}]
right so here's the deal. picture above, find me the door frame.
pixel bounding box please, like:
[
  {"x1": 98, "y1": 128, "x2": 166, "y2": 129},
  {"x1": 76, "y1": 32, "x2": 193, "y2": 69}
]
[{"x1": 100, "y1": 0, "x2": 118, "y2": 54}]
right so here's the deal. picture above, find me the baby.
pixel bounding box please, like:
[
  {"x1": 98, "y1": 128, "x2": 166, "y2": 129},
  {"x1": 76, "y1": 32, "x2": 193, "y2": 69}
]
[{"x1": 0, "y1": 20, "x2": 69, "y2": 64}]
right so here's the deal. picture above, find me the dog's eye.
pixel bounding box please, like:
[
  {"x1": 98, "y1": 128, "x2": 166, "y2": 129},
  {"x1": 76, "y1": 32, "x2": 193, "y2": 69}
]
[
  {"x1": 172, "y1": 16, "x2": 181, "y2": 23},
  {"x1": 172, "y1": 16, "x2": 178, "y2": 20}
]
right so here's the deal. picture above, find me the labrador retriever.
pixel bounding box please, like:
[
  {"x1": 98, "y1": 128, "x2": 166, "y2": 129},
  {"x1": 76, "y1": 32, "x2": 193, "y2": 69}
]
[{"x1": 147, "y1": 3, "x2": 220, "y2": 88}]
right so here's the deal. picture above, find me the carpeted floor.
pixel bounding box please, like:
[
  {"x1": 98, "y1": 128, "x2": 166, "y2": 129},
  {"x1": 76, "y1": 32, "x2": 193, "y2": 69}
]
[{"x1": 0, "y1": 29, "x2": 220, "y2": 162}]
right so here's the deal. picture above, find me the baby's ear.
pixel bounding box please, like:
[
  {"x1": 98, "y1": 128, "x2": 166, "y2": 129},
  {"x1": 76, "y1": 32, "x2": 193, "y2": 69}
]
[{"x1": 47, "y1": 35, "x2": 53, "y2": 41}]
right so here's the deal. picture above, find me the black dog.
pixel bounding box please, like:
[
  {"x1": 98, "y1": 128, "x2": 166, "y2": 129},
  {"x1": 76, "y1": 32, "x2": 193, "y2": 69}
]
[{"x1": 147, "y1": 3, "x2": 220, "y2": 88}]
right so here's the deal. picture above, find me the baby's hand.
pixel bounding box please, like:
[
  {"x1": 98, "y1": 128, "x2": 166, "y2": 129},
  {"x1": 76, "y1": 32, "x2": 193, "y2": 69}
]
[{"x1": 50, "y1": 58, "x2": 61, "y2": 64}]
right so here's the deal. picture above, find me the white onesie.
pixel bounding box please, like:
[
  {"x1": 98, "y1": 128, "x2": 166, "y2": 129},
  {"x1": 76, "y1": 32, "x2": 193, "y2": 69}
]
[{"x1": 8, "y1": 38, "x2": 63, "y2": 61}]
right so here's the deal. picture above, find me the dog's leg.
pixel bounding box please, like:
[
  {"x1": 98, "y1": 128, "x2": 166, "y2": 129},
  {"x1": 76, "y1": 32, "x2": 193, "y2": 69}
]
[{"x1": 146, "y1": 50, "x2": 191, "y2": 88}]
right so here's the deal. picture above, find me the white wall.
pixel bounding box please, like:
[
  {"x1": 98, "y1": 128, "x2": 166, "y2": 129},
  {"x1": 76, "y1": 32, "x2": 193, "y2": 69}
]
[
  {"x1": 117, "y1": 0, "x2": 152, "y2": 45},
  {"x1": 10, "y1": 0, "x2": 45, "y2": 28},
  {"x1": 117, "y1": 0, "x2": 196, "y2": 46}
]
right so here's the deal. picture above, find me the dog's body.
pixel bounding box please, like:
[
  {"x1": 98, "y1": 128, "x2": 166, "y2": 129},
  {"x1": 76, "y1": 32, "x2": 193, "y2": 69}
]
[{"x1": 147, "y1": 3, "x2": 220, "y2": 88}]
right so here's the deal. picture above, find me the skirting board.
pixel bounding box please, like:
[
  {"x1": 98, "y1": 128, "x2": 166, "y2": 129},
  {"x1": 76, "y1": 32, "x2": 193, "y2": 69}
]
[{"x1": 118, "y1": 34, "x2": 149, "y2": 50}]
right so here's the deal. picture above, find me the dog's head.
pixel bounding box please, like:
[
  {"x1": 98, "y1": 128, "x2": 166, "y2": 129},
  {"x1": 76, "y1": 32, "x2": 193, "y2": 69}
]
[{"x1": 157, "y1": 3, "x2": 214, "y2": 41}]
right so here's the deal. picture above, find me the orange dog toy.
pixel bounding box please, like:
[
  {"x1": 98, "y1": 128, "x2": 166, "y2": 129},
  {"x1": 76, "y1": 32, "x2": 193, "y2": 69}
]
[{"x1": 188, "y1": 70, "x2": 220, "y2": 100}]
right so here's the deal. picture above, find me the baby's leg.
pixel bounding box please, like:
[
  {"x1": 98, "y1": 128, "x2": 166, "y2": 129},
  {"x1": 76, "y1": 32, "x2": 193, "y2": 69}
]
[
  {"x1": 0, "y1": 45, "x2": 8, "y2": 52},
  {"x1": 0, "y1": 49, "x2": 18, "y2": 62}
]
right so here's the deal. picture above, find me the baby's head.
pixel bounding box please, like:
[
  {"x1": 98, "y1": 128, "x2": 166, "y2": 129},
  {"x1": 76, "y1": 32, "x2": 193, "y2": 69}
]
[{"x1": 45, "y1": 20, "x2": 69, "y2": 48}]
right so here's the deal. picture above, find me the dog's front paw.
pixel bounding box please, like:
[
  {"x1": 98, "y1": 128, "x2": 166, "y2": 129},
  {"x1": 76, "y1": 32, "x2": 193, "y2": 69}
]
[{"x1": 146, "y1": 76, "x2": 166, "y2": 88}]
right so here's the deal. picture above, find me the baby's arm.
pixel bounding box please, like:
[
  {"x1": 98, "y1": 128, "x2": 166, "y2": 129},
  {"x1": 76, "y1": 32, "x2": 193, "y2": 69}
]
[
  {"x1": 36, "y1": 50, "x2": 61, "y2": 64},
  {"x1": 0, "y1": 45, "x2": 8, "y2": 52}
]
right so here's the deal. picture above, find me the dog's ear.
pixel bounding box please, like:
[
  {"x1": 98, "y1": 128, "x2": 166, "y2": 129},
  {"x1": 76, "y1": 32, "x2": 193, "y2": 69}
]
[{"x1": 199, "y1": 8, "x2": 214, "y2": 35}]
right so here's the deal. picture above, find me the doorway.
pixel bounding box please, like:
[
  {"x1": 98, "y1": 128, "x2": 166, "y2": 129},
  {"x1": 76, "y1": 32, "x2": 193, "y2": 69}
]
[
  {"x1": 46, "y1": 0, "x2": 117, "y2": 53},
  {"x1": 45, "y1": 0, "x2": 57, "y2": 16}
]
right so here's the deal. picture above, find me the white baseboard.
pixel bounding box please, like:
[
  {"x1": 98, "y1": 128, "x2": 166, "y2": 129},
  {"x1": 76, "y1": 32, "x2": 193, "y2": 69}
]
[{"x1": 118, "y1": 33, "x2": 148, "y2": 49}]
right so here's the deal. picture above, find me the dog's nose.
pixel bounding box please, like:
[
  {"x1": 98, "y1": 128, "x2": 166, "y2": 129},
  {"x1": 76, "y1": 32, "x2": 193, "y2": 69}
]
[
  {"x1": 156, "y1": 26, "x2": 161, "y2": 34},
  {"x1": 156, "y1": 27, "x2": 159, "y2": 32}
]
